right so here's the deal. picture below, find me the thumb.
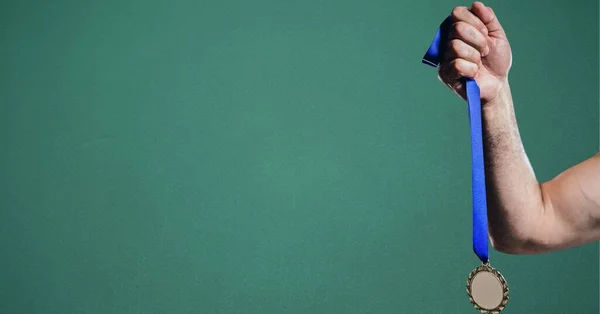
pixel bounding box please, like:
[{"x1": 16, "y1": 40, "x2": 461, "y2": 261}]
[{"x1": 471, "y1": 2, "x2": 505, "y2": 37}]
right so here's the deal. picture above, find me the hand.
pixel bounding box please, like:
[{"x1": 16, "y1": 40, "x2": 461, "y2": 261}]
[{"x1": 437, "y1": 2, "x2": 512, "y2": 104}]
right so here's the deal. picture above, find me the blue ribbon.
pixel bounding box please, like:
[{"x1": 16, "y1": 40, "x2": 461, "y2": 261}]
[{"x1": 422, "y1": 16, "x2": 489, "y2": 264}]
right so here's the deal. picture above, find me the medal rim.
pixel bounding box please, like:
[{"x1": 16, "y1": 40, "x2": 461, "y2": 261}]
[{"x1": 466, "y1": 263, "x2": 509, "y2": 314}]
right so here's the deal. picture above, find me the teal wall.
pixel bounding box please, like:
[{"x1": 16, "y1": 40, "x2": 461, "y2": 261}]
[{"x1": 1, "y1": 0, "x2": 598, "y2": 313}]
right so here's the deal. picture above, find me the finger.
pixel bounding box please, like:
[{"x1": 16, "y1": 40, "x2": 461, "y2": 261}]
[
  {"x1": 451, "y1": 6, "x2": 488, "y2": 37},
  {"x1": 437, "y1": 71, "x2": 466, "y2": 99},
  {"x1": 438, "y1": 59, "x2": 479, "y2": 82},
  {"x1": 444, "y1": 39, "x2": 482, "y2": 65},
  {"x1": 449, "y1": 81, "x2": 467, "y2": 100},
  {"x1": 448, "y1": 21, "x2": 490, "y2": 56},
  {"x1": 471, "y1": 2, "x2": 505, "y2": 36}
]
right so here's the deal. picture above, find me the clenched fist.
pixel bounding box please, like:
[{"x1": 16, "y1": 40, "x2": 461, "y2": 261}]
[{"x1": 438, "y1": 2, "x2": 512, "y2": 104}]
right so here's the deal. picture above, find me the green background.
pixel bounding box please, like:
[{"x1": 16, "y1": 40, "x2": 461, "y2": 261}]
[{"x1": 1, "y1": 0, "x2": 598, "y2": 313}]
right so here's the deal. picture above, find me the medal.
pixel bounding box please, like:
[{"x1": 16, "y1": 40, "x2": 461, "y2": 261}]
[
  {"x1": 467, "y1": 262, "x2": 509, "y2": 313},
  {"x1": 422, "y1": 15, "x2": 510, "y2": 313}
]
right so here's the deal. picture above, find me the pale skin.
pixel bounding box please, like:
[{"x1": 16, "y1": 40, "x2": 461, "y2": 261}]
[{"x1": 438, "y1": 1, "x2": 600, "y2": 254}]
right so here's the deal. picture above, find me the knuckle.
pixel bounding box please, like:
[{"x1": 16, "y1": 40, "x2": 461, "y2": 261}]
[
  {"x1": 476, "y1": 20, "x2": 486, "y2": 30},
  {"x1": 473, "y1": 50, "x2": 481, "y2": 63},
  {"x1": 451, "y1": 6, "x2": 467, "y2": 19},
  {"x1": 453, "y1": 22, "x2": 467, "y2": 36},
  {"x1": 466, "y1": 26, "x2": 477, "y2": 39},
  {"x1": 453, "y1": 59, "x2": 477, "y2": 76},
  {"x1": 449, "y1": 39, "x2": 462, "y2": 51},
  {"x1": 450, "y1": 60, "x2": 463, "y2": 75},
  {"x1": 451, "y1": 59, "x2": 463, "y2": 70}
]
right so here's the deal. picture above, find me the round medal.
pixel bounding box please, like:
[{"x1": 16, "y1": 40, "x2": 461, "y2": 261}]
[{"x1": 466, "y1": 263, "x2": 509, "y2": 313}]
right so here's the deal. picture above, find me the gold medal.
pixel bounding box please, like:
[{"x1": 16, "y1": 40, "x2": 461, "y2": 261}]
[{"x1": 466, "y1": 262, "x2": 509, "y2": 313}]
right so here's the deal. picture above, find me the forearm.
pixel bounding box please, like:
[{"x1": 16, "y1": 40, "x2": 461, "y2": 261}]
[
  {"x1": 482, "y1": 81, "x2": 600, "y2": 254},
  {"x1": 481, "y1": 80, "x2": 548, "y2": 253}
]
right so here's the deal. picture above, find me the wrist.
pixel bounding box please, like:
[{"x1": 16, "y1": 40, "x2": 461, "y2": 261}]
[{"x1": 483, "y1": 78, "x2": 512, "y2": 110}]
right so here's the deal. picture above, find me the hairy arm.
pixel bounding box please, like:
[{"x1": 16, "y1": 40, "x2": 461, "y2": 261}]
[
  {"x1": 483, "y1": 81, "x2": 600, "y2": 254},
  {"x1": 438, "y1": 1, "x2": 600, "y2": 254}
]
